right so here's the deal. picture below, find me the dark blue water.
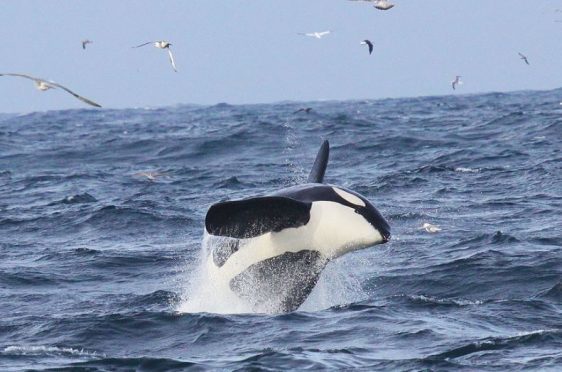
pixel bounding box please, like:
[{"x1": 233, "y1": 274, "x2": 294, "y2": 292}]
[{"x1": 1, "y1": 90, "x2": 561, "y2": 371}]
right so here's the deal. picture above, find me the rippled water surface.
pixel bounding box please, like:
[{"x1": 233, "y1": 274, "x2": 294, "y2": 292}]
[{"x1": 1, "y1": 90, "x2": 561, "y2": 370}]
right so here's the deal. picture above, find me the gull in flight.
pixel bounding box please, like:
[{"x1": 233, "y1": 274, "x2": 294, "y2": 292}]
[
  {"x1": 298, "y1": 31, "x2": 332, "y2": 39},
  {"x1": 361, "y1": 40, "x2": 374, "y2": 55},
  {"x1": 349, "y1": 0, "x2": 395, "y2": 10},
  {"x1": 0, "y1": 73, "x2": 101, "y2": 107},
  {"x1": 81, "y1": 39, "x2": 93, "y2": 50},
  {"x1": 373, "y1": 0, "x2": 395, "y2": 10},
  {"x1": 133, "y1": 40, "x2": 177, "y2": 72},
  {"x1": 518, "y1": 52, "x2": 530, "y2": 65},
  {"x1": 421, "y1": 223, "x2": 441, "y2": 233},
  {"x1": 451, "y1": 75, "x2": 462, "y2": 90}
]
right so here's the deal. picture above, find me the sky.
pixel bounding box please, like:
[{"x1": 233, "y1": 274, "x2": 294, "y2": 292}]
[{"x1": 1, "y1": 0, "x2": 561, "y2": 113}]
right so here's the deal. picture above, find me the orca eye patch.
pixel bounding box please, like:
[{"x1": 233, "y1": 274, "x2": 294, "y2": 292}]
[{"x1": 332, "y1": 187, "x2": 366, "y2": 207}]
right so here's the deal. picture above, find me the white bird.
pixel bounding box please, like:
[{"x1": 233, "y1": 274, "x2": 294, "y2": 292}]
[
  {"x1": 133, "y1": 40, "x2": 177, "y2": 72},
  {"x1": 451, "y1": 75, "x2": 462, "y2": 90},
  {"x1": 81, "y1": 39, "x2": 93, "y2": 50},
  {"x1": 373, "y1": 0, "x2": 395, "y2": 10},
  {"x1": 421, "y1": 223, "x2": 441, "y2": 233},
  {"x1": 0, "y1": 73, "x2": 101, "y2": 107},
  {"x1": 518, "y1": 52, "x2": 530, "y2": 65},
  {"x1": 349, "y1": 0, "x2": 395, "y2": 10},
  {"x1": 134, "y1": 171, "x2": 166, "y2": 181},
  {"x1": 298, "y1": 31, "x2": 332, "y2": 39}
]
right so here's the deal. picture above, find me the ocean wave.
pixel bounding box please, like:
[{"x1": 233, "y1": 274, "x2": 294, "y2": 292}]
[
  {"x1": 408, "y1": 295, "x2": 484, "y2": 307},
  {"x1": 48, "y1": 193, "x2": 98, "y2": 206},
  {"x1": 536, "y1": 281, "x2": 562, "y2": 302},
  {"x1": 1, "y1": 89, "x2": 561, "y2": 370},
  {"x1": 426, "y1": 329, "x2": 562, "y2": 362},
  {"x1": 60, "y1": 357, "x2": 198, "y2": 371},
  {"x1": 455, "y1": 167, "x2": 480, "y2": 173},
  {"x1": 80, "y1": 205, "x2": 192, "y2": 229},
  {"x1": 1, "y1": 345, "x2": 101, "y2": 358}
]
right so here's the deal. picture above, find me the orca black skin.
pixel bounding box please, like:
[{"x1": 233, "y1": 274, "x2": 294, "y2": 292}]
[{"x1": 204, "y1": 140, "x2": 391, "y2": 313}]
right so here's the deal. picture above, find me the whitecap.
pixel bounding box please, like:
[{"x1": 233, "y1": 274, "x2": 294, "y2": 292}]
[
  {"x1": 455, "y1": 167, "x2": 480, "y2": 173},
  {"x1": 1, "y1": 345, "x2": 102, "y2": 357}
]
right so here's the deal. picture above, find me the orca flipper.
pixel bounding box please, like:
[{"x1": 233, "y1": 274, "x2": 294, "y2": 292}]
[
  {"x1": 205, "y1": 197, "x2": 311, "y2": 239},
  {"x1": 307, "y1": 140, "x2": 329, "y2": 183}
]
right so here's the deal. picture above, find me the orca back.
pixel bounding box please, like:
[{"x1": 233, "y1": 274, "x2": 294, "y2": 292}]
[{"x1": 307, "y1": 140, "x2": 329, "y2": 183}]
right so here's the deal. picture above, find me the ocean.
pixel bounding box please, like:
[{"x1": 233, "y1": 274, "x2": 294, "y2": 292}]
[{"x1": 0, "y1": 89, "x2": 561, "y2": 371}]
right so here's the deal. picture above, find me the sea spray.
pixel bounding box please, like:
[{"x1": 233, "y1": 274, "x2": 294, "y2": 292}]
[
  {"x1": 177, "y1": 233, "x2": 253, "y2": 314},
  {"x1": 178, "y1": 233, "x2": 367, "y2": 314}
]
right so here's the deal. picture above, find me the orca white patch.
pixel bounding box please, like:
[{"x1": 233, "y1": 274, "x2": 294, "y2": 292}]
[{"x1": 332, "y1": 187, "x2": 365, "y2": 207}]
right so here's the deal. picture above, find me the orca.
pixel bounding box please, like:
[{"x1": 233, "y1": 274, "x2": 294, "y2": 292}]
[{"x1": 203, "y1": 140, "x2": 390, "y2": 313}]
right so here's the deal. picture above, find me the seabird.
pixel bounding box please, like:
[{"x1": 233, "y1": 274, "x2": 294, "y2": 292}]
[
  {"x1": 293, "y1": 107, "x2": 313, "y2": 114},
  {"x1": 133, "y1": 40, "x2": 177, "y2": 72},
  {"x1": 518, "y1": 52, "x2": 530, "y2": 65},
  {"x1": 373, "y1": 0, "x2": 395, "y2": 10},
  {"x1": 298, "y1": 31, "x2": 332, "y2": 39},
  {"x1": 421, "y1": 223, "x2": 441, "y2": 233},
  {"x1": 81, "y1": 39, "x2": 93, "y2": 50},
  {"x1": 349, "y1": 0, "x2": 395, "y2": 10},
  {"x1": 361, "y1": 40, "x2": 374, "y2": 55},
  {"x1": 451, "y1": 75, "x2": 462, "y2": 90},
  {"x1": 134, "y1": 171, "x2": 166, "y2": 181},
  {"x1": 0, "y1": 73, "x2": 101, "y2": 107}
]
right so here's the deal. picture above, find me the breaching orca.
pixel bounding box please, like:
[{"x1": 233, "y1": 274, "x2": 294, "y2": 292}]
[{"x1": 204, "y1": 140, "x2": 390, "y2": 313}]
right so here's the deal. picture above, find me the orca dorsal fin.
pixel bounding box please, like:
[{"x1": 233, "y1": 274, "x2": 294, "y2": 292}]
[{"x1": 307, "y1": 140, "x2": 329, "y2": 183}]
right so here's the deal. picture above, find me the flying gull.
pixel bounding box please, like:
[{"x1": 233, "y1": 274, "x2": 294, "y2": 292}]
[
  {"x1": 361, "y1": 40, "x2": 374, "y2": 55},
  {"x1": 518, "y1": 52, "x2": 530, "y2": 65},
  {"x1": 349, "y1": 0, "x2": 395, "y2": 10},
  {"x1": 133, "y1": 40, "x2": 177, "y2": 72},
  {"x1": 373, "y1": 0, "x2": 395, "y2": 10},
  {"x1": 81, "y1": 39, "x2": 93, "y2": 50},
  {"x1": 298, "y1": 31, "x2": 332, "y2": 39},
  {"x1": 0, "y1": 73, "x2": 101, "y2": 107},
  {"x1": 451, "y1": 75, "x2": 462, "y2": 90}
]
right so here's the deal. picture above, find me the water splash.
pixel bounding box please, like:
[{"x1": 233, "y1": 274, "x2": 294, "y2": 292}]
[
  {"x1": 176, "y1": 234, "x2": 253, "y2": 314},
  {"x1": 281, "y1": 119, "x2": 307, "y2": 185},
  {"x1": 300, "y1": 257, "x2": 366, "y2": 312},
  {"x1": 177, "y1": 234, "x2": 367, "y2": 314}
]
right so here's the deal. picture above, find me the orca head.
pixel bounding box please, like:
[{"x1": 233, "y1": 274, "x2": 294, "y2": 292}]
[{"x1": 315, "y1": 186, "x2": 391, "y2": 258}]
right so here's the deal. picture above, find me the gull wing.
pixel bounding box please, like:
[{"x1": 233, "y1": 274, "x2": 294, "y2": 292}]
[
  {"x1": 318, "y1": 31, "x2": 331, "y2": 37},
  {"x1": 48, "y1": 81, "x2": 102, "y2": 107},
  {"x1": 364, "y1": 40, "x2": 374, "y2": 54},
  {"x1": 518, "y1": 52, "x2": 530, "y2": 65},
  {"x1": 167, "y1": 48, "x2": 178, "y2": 72},
  {"x1": 0, "y1": 73, "x2": 43, "y2": 84},
  {"x1": 132, "y1": 41, "x2": 154, "y2": 48}
]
